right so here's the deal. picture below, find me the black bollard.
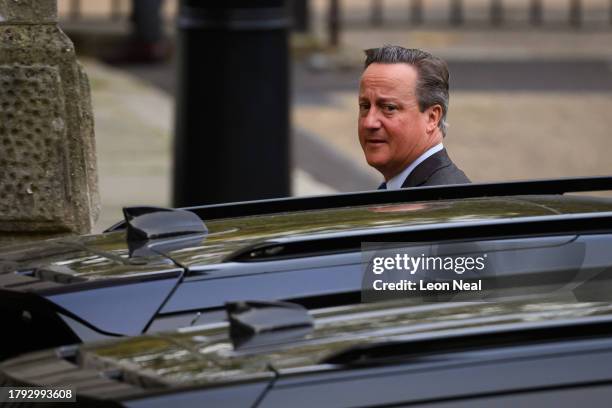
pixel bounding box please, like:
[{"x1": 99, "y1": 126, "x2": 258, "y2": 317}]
[
  {"x1": 173, "y1": 0, "x2": 291, "y2": 207},
  {"x1": 291, "y1": 0, "x2": 310, "y2": 32}
]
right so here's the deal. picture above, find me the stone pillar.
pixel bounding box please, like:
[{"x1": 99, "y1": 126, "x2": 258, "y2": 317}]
[{"x1": 0, "y1": 0, "x2": 99, "y2": 243}]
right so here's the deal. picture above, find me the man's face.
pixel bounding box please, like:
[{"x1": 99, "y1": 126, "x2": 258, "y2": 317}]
[{"x1": 358, "y1": 63, "x2": 436, "y2": 180}]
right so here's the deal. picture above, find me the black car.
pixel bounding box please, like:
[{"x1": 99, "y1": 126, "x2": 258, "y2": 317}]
[
  {"x1": 2, "y1": 177, "x2": 612, "y2": 361},
  {"x1": 3, "y1": 295, "x2": 612, "y2": 407}
]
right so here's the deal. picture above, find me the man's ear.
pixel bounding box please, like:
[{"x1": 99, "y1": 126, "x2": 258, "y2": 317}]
[{"x1": 426, "y1": 105, "x2": 443, "y2": 133}]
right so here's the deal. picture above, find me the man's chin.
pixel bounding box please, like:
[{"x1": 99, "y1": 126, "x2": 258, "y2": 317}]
[
  {"x1": 365, "y1": 156, "x2": 391, "y2": 175},
  {"x1": 366, "y1": 158, "x2": 405, "y2": 181}
]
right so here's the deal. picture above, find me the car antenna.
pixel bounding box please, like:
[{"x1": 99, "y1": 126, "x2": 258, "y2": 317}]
[
  {"x1": 226, "y1": 300, "x2": 314, "y2": 350},
  {"x1": 123, "y1": 206, "x2": 208, "y2": 242}
]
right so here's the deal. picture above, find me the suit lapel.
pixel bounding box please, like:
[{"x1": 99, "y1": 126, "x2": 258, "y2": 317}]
[{"x1": 401, "y1": 148, "x2": 452, "y2": 188}]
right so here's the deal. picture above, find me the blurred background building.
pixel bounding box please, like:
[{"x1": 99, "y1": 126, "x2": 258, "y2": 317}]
[{"x1": 55, "y1": 0, "x2": 612, "y2": 230}]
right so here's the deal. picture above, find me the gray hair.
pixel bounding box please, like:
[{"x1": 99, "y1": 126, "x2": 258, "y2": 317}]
[{"x1": 364, "y1": 45, "x2": 449, "y2": 136}]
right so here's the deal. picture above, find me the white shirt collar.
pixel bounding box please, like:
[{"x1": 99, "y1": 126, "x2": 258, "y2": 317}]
[{"x1": 385, "y1": 143, "x2": 444, "y2": 190}]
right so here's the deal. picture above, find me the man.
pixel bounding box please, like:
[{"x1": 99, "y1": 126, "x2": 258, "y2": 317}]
[{"x1": 358, "y1": 46, "x2": 470, "y2": 189}]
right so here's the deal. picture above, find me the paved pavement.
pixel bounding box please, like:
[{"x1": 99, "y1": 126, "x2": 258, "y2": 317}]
[{"x1": 71, "y1": 3, "x2": 612, "y2": 232}]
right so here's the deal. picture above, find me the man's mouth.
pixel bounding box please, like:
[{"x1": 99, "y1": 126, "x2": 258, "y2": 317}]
[{"x1": 366, "y1": 139, "x2": 387, "y2": 145}]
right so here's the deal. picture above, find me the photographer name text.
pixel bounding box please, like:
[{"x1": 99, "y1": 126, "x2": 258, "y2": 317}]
[{"x1": 373, "y1": 279, "x2": 482, "y2": 291}]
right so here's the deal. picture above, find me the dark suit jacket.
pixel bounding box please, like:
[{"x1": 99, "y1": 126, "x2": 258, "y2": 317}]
[{"x1": 401, "y1": 148, "x2": 470, "y2": 188}]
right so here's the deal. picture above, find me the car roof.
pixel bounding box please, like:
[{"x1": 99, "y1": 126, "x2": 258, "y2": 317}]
[
  {"x1": 168, "y1": 194, "x2": 612, "y2": 268},
  {"x1": 86, "y1": 299, "x2": 612, "y2": 382},
  {"x1": 2, "y1": 177, "x2": 612, "y2": 283},
  {"x1": 7, "y1": 296, "x2": 612, "y2": 400},
  {"x1": 3, "y1": 194, "x2": 611, "y2": 284}
]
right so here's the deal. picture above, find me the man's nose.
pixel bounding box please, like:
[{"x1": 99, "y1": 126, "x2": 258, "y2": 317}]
[{"x1": 362, "y1": 108, "x2": 382, "y2": 129}]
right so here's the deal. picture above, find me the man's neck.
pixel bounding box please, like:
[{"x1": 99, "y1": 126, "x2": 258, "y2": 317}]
[{"x1": 382, "y1": 130, "x2": 444, "y2": 181}]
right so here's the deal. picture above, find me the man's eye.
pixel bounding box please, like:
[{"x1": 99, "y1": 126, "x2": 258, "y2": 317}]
[
  {"x1": 383, "y1": 105, "x2": 397, "y2": 112},
  {"x1": 359, "y1": 103, "x2": 370, "y2": 111}
]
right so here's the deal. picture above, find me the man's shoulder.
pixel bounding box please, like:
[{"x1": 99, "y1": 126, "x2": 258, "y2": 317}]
[
  {"x1": 425, "y1": 162, "x2": 471, "y2": 186},
  {"x1": 402, "y1": 148, "x2": 470, "y2": 188}
]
